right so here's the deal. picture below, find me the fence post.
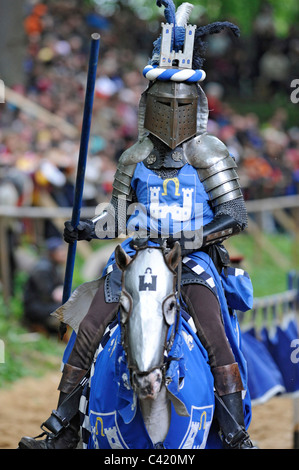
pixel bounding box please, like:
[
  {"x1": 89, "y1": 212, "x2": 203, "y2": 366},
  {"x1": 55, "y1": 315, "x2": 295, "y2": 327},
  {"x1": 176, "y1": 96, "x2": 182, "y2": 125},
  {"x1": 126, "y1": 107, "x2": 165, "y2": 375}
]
[{"x1": 0, "y1": 216, "x2": 11, "y2": 306}]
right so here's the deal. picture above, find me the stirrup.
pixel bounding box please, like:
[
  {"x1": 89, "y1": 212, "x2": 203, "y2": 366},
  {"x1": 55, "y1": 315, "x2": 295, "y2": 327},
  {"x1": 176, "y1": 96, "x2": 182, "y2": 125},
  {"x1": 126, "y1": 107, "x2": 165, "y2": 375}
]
[
  {"x1": 40, "y1": 409, "x2": 71, "y2": 438},
  {"x1": 223, "y1": 428, "x2": 249, "y2": 448}
]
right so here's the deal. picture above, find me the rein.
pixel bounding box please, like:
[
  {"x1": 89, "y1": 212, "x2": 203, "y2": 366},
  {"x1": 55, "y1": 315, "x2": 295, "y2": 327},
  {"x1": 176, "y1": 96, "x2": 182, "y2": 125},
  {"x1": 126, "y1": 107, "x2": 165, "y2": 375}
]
[{"x1": 119, "y1": 254, "x2": 183, "y2": 379}]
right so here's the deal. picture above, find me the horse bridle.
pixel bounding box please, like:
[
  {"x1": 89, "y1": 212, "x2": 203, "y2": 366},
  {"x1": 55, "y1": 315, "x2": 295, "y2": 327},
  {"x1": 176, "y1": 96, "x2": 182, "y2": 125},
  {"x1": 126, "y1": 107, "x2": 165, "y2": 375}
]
[{"x1": 118, "y1": 246, "x2": 182, "y2": 379}]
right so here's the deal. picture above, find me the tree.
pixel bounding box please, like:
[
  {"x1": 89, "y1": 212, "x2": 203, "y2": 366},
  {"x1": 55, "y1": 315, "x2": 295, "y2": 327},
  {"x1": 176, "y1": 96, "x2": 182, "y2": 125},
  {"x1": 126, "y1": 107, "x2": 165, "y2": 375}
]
[{"x1": 90, "y1": 0, "x2": 299, "y2": 36}]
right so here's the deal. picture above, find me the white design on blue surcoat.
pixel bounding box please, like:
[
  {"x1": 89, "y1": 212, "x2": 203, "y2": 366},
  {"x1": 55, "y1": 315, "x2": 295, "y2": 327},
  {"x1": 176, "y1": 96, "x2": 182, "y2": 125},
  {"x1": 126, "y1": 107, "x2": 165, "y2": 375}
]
[{"x1": 127, "y1": 162, "x2": 214, "y2": 237}]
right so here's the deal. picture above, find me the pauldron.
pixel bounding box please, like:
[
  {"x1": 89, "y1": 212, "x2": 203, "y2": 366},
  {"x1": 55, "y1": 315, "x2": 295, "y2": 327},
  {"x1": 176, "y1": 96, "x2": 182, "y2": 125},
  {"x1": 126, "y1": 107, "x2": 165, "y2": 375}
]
[
  {"x1": 183, "y1": 133, "x2": 242, "y2": 207},
  {"x1": 112, "y1": 137, "x2": 153, "y2": 201},
  {"x1": 112, "y1": 133, "x2": 242, "y2": 211}
]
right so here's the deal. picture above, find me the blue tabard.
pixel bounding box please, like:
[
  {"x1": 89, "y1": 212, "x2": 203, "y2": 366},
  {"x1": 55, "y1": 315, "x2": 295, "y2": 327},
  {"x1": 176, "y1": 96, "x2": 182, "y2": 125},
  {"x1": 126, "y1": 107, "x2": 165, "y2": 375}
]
[
  {"x1": 104, "y1": 162, "x2": 214, "y2": 267},
  {"x1": 82, "y1": 314, "x2": 216, "y2": 449}
]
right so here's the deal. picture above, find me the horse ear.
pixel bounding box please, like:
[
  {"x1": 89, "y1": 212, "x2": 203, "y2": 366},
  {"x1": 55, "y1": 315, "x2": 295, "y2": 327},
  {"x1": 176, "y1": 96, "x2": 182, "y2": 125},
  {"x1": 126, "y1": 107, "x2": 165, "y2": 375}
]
[
  {"x1": 165, "y1": 242, "x2": 181, "y2": 270},
  {"x1": 115, "y1": 244, "x2": 132, "y2": 271}
]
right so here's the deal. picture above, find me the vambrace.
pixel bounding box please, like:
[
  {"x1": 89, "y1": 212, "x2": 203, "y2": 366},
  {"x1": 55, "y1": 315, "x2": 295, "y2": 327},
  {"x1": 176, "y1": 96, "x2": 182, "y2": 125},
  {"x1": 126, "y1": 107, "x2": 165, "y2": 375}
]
[
  {"x1": 91, "y1": 195, "x2": 129, "y2": 239},
  {"x1": 202, "y1": 213, "x2": 242, "y2": 246},
  {"x1": 202, "y1": 196, "x2": 248, "y2": 246},
  {"x1": 169, "y1": 198, "x2": 247, "y2": 254},
  {"x1": 169, "y1": 213, "x2": 243, "y2": 255}
]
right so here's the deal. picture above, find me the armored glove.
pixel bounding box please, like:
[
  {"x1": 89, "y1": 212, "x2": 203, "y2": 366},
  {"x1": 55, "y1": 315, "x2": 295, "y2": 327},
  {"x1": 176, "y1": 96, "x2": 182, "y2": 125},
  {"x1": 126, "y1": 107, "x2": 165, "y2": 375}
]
[{"x1": 63, "y1": 220, "x2": 95, "y2": 243}]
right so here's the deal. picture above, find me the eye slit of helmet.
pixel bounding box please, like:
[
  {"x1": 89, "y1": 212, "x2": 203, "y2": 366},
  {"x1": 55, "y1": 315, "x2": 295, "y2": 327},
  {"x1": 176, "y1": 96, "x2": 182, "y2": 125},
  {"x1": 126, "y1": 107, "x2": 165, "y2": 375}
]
[
  {"x1": 178, "y1": 102, "x2": 193, "y2": 107},
  {"x1": 157, "y1": 100, "x2": 171, "y2": 107}
]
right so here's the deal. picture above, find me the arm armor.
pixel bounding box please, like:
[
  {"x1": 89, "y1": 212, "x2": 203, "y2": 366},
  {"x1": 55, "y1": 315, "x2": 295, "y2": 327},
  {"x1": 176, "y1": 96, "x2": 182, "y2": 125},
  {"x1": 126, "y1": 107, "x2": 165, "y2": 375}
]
[
  {"x1": 91, "y1": 137, "x2": 153, "y2": 238},
  {"x1": 111, "y1": 136, "x2": 153, "y2": 201},
  {"x1": 184, "y1": 133, "x2": 242, "y2": 207},
  {"x1": 183, "y1": 133, "x2": 247, "y2": 246}
]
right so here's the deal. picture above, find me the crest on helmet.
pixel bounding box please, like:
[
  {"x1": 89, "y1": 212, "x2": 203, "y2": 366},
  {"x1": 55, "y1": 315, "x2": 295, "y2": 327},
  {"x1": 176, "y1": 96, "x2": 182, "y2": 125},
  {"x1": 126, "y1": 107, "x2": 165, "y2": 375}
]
[{"x1": 139, "y1": 1, "x2": 240, "y2": 148}]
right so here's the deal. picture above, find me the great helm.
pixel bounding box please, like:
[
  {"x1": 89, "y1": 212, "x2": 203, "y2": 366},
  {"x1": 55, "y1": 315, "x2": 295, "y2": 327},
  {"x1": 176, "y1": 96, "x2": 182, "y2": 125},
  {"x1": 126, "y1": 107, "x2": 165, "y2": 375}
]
[
  {"x1": 142, "y1": 5, "x2": 206, "y2": 149},
  {"x1": 144, "y1": 80, "x2": 198, "y2": 149},
  {"x1": 140, "y1": 1, "x2": 240, "y2": 149}
]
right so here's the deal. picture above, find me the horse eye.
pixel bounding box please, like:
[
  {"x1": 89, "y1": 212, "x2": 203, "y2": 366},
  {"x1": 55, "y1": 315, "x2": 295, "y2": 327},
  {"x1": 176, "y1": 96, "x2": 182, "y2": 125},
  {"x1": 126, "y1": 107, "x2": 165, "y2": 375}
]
[
  {"x1": 119, "y1": 292, "x2": 132, "y2": 323},
  {"x1": 163, "y1": 295, "x2": 177, "y2": 326},
  {"x1": 120, "y1": 293, "x2": 131, "y2": 312}
]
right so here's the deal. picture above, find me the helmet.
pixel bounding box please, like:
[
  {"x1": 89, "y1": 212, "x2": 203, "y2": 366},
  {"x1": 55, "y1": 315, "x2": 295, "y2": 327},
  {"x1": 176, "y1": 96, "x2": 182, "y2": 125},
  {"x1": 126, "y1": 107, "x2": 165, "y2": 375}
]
[{"x1": 144, "y1": 80, "x2": 198, "y2": 149}]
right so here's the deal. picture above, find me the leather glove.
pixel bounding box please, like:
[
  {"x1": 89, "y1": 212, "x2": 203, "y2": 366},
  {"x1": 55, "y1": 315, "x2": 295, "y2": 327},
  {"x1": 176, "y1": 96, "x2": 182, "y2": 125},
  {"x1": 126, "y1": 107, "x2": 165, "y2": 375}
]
[
  {"x1": 63, "y1": 220, "x2": 94, "y2": 243},
  {"x1": 167, "y1": 231, "x2": 202, "y2": 256}
]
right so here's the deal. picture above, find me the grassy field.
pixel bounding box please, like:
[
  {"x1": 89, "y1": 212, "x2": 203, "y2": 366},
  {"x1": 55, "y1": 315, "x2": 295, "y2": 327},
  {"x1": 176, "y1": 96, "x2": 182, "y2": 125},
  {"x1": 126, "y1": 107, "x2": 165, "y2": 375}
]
[
  {"x1": 227, "y1": 232, "x2": 298, "y2": 297},
  {"x1": 0, "y1": 232, "x2": 297, "y2": 387},
  {"x1": 0, "y1": 271, "x2": 65, "y2": 386}
]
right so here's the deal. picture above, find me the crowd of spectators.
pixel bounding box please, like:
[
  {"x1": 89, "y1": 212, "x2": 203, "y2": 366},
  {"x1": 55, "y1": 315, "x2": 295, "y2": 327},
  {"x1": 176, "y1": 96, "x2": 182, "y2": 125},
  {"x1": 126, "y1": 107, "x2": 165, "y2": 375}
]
[{"x1": 0, "y1": 1, "x2": 299, "y2": 222}]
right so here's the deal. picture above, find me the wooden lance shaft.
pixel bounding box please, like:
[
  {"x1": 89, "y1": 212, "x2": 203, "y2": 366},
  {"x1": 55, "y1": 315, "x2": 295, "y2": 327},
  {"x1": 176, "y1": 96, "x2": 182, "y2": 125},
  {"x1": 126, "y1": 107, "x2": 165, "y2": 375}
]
[{"x1": 60, "y1": 33, "x2": 100, "y2": 339}]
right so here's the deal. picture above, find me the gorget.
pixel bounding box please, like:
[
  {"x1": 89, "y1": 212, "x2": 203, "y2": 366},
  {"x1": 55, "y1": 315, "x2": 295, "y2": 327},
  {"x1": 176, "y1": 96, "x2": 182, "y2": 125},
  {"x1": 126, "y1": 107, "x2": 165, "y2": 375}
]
[{"x1": 143, "y1": 136, "x2": 188, "y2": 170}]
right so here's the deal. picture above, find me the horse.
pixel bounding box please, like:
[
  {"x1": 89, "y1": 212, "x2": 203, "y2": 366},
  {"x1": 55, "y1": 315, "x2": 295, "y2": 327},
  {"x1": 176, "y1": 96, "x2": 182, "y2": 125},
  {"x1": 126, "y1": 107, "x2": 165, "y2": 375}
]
[{"x1": 79, "y1": 242, "x2": 219, "y2": 449}]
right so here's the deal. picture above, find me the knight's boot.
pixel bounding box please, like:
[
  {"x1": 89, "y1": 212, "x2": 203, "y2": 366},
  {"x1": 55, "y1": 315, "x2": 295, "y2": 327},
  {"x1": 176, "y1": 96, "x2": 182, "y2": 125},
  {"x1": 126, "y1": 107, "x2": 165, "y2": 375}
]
[
  {"x1": 18, "y1": 364, "x2": 88, "y2": 449},
  {"x1": 213, "y1": 363, "x2": 257, "y2": 449}
]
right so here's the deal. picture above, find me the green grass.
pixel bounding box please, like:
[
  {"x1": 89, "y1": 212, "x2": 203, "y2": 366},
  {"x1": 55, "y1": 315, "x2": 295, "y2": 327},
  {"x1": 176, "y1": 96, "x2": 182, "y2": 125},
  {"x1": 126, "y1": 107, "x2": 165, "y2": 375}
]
[
  {"x1": 0, "y1": 271, "x2": 65, "y2": 387},
  {"x1": 227, "y1": 232, "x2": 297, "y2": 297}
]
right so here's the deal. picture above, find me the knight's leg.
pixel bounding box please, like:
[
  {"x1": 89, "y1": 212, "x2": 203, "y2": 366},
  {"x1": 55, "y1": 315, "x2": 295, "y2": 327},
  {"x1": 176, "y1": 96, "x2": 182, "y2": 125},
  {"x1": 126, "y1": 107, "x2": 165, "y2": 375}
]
[
  {"x1": 181, "y1": 283, "x2": 256, "y2": 449},
  {"x1": 19, "y1": 278, "x2": 118, "y2": 449}
]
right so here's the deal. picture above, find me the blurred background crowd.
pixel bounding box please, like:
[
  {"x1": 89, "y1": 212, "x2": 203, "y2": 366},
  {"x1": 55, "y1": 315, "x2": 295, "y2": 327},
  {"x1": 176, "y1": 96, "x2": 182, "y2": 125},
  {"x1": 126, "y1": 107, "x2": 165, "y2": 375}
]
[
  {"x1": 0, "y1": 0, "x2": 298, "y2": 330},
  {"x1": 1, "y1": 1, "x2": 299, "y2": 213}
]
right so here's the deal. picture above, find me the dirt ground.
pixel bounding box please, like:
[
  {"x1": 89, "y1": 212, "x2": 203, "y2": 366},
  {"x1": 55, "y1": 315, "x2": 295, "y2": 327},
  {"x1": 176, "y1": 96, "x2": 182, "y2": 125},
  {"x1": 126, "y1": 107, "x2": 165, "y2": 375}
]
[{"x1": 0, "y1": 372, "x2": 296, "y2": 449}]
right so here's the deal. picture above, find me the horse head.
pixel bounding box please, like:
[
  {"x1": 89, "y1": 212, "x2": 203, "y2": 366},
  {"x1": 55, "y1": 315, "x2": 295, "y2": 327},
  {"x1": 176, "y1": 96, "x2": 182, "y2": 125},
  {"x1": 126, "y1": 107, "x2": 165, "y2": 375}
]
[{"x1": 115, "y1": 241, "x2": 181, "y2": 400}]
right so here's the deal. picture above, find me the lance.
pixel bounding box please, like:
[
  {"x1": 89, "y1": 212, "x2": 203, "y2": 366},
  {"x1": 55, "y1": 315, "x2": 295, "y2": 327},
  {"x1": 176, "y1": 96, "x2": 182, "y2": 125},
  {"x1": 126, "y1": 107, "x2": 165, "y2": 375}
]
[{"x1": 60, "y1": 33, "x2": 100, "y2": 339}]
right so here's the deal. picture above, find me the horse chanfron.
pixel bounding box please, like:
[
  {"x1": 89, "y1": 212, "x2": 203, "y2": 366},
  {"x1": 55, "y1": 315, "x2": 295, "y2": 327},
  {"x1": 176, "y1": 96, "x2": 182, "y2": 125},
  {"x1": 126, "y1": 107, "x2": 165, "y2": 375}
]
[{"x1": 115, "y1": 242, "x2": 180, "y2": 395}]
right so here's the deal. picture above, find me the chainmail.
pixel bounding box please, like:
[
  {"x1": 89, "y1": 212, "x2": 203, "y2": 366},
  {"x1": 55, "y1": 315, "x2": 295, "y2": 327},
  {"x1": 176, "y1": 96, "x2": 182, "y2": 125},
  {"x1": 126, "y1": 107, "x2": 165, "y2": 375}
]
[
  {"x1": 152, "y1": 168, "x2": 179, "y2": 178},
  {"x1": 215, "y1": 197, "x2": 248, "y2": 229},
  {"x1": 149, "y1": 135, "x2": 170, "y2": 155},
  {"x1": 110, "y1": 194, "x2": 129, "y2": 234}
]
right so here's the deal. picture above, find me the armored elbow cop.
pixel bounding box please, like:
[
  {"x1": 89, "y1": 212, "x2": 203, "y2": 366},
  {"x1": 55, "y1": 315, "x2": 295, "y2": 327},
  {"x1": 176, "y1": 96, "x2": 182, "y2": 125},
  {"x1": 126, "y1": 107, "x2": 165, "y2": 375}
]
[
  {"x1": 183, "y1": 133, "x2": 246, "y2": 245},
  {"x1": 199, "y1": 155, "x2": 241, "y2": 208}
]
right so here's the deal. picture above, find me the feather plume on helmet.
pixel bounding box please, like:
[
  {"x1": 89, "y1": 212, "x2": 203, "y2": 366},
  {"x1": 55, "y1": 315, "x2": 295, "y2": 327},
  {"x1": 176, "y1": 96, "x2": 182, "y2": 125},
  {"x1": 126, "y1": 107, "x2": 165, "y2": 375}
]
[{"x1": 149, "y1": 0, "x2": 240, "y2": 70}]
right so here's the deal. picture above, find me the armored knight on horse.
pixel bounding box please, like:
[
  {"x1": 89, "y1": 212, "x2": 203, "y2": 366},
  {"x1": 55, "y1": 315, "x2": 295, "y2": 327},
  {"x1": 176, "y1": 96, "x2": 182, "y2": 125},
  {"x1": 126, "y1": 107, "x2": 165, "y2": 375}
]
[{"x1": 19, "y1": 1, "x2": 256, "y2": 449}]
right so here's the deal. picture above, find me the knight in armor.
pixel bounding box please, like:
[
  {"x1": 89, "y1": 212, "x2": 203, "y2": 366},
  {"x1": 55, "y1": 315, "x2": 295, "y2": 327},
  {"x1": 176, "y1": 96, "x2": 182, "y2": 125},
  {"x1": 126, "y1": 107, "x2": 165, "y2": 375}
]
[{"x1": 19, "y1": 1, "x2": 255, "y2": 450}]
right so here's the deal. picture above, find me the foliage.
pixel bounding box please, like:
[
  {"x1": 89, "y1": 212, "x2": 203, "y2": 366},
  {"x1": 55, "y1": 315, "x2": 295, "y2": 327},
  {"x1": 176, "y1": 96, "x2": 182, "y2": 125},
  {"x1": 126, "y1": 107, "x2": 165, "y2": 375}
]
[
  {"x1": 228, "y1": 232, "x2": 296, "y2": 297},
  {"x1": 0, "y1": 271, "x2": 65, "y2": 387},
  {"x1": 89, "y1": 0, "x2": 299, "y2": 36}
]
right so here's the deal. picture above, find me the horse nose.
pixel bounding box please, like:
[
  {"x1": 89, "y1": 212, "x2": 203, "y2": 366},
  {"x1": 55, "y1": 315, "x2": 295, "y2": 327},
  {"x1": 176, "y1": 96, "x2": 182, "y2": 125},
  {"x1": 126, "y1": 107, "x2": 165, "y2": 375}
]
[{"x1": 132, "y1": 369, "x2": 163, "y2": 399}]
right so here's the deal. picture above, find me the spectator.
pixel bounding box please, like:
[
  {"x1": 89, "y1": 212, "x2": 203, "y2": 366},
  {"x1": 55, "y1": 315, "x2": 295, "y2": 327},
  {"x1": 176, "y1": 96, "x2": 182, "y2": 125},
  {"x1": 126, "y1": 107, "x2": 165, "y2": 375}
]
[{"x1": 23, "y1": 237, "x2": 67, "y2": 335}]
